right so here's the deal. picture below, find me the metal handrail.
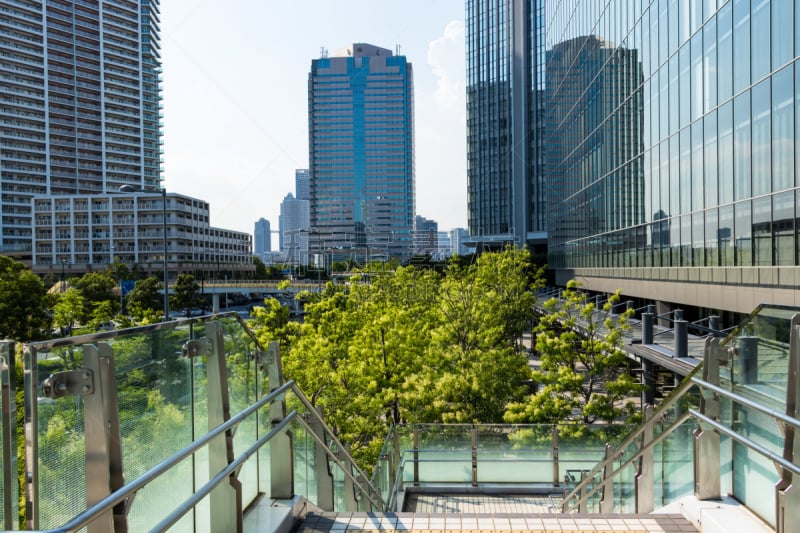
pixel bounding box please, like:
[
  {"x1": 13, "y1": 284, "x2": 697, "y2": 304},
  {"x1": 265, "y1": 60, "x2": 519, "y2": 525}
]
[
  {"x1": 562, "y1": 411, "x2": 693, "y2": 513},
  {"x1": 293, "y1": 410, "x2": 386, "y2": 511},
  {"x1": 288, "y1": 381, "x2": 385, "y2": 507},
  {"x1": 689, "y1": 409, "x2": 800, "y2": 477},
  {"x1": 690, "y1": 376, "x2": 800, "y2": 431},
  {"x1": 560, "y1": 364, "x2": 702, "y2": 509}
]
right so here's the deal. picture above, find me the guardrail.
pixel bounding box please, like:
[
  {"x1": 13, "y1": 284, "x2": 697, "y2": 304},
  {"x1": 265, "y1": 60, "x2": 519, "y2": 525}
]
[
  {"x1": 559, "y1": 304, "x2": 800, "y2": 533},
  {"x1": 1, "y1": 312, "x2": 385, "y2": 532}
]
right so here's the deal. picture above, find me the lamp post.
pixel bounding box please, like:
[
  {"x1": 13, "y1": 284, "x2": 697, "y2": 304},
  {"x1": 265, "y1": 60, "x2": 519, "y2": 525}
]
[
  {"x1": 61, "y1": 258, "x2": 66, "y2": 292},
  {"x1": 119, "y1": 185, "x2": 169, "y2": 320}
]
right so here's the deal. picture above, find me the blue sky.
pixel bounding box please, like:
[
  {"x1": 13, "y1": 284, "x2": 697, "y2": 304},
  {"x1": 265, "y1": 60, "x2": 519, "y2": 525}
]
[{"x1": 161, "y1": 1, "x2": 467, "y2": 241}]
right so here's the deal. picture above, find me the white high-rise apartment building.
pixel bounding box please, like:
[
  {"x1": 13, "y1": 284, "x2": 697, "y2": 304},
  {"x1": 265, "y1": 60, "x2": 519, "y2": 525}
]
[{"x1": 1, "y1": 0, "x2": 252, "y2": 277}]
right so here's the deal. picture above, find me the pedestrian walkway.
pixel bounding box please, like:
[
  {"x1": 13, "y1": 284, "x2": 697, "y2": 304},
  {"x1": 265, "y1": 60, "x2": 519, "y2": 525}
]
[
  {"x1": 296, "y1": 511, "x2": 696, "y2": 532},
  {"x1": 295, "y1": 494, "x2": 698, "y2": 532}
]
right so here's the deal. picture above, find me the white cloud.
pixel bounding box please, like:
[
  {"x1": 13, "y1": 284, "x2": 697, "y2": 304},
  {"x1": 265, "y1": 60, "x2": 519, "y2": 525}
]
[{"x1": 428, "y1": 20, "x2": 465, "y2": 112}]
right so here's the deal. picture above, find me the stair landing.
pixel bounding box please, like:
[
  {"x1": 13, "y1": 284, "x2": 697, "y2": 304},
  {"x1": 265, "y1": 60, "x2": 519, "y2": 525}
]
[{"x1": 297, "y1": 511, "x2": 697, "y2": 532}]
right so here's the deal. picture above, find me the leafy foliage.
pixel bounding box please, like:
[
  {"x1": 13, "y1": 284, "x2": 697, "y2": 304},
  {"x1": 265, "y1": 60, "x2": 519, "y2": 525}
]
[
  {"x1": 0, "y1": 256, "x2": 50, "y2": 341},
  {"x1": 70, "y1": 271, "x2": 117, "y2": 316},
  {"x1": 504, "y1": 280, "x2": 643, "y2": 425},
  {"x1": 125, "y1": 275, "x2": 162, "y2": 319},
  {"x1": 250, "y1": 247, "x2": 542, "y2": 469},
  {"x1": 171, "y1": 273, "x2": 201, "y2": 316},
  {"x1": 52, "y1": 288, "x2": 85, "y2": 336}
]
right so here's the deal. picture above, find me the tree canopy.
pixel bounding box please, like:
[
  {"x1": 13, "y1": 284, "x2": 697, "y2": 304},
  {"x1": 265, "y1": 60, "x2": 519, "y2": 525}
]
[
  {"x1": 504, "y1": 280, "x2": 643, "y2": 425},
  {"x1": 171, "y1": 273, "x2": 201, "y2": 317},
  {"x1": 250, "y1": 247, "x2": 543, "y2": 468},
  {"x1": 0, "y1": 255, "x2": 50, "y2": 341}
]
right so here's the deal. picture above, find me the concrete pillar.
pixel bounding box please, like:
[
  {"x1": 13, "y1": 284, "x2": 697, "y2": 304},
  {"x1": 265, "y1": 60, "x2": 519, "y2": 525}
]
[
  {"x1": 212, "y1": 293, "x2": 220, "y2": 313},
  {"x1": 642, "y1": 360, "x2": 656, "y2": 406}
]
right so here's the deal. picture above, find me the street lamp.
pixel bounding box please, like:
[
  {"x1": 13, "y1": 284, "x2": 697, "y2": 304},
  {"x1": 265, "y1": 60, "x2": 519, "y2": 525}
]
[
  {"x1": 119, "y1": 185, "x2": 169, "y2": 320},
  {"x1": 61, "y1": 258, "x2": 67, "y2": 293}
]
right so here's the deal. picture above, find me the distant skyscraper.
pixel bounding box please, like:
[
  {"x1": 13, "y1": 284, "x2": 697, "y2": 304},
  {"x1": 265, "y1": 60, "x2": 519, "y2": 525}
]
[
  {"x1": 295, "y1": 169, "x2": 310, "y2": 201},
  {"x1": 308, "y1": 43, "x2": 415, "y2": 262},
  {"x1": 465, "y1": 0, "x2": 546, "y2": 252},
  {"x1": 449, "y1": 228, "x2": 469, "y2": 257},
  {"x1": 254, "y1": 218, "x2": 271, "y2": 256},
  {"x1": 0, "y1": 0, "x2": 163, "y2": 255},
  {"x1": 279, "y1": 193, "x2": 310, "y2": 265},
  {"x1": 414, "y1": 215, "x2": 438, "y2": 255}
]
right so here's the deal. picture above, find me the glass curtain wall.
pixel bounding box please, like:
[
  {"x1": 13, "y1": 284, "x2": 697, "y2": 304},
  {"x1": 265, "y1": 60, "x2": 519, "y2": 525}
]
[{"x1": 545, "y1": 0, "x2": 799, "y2": 271}]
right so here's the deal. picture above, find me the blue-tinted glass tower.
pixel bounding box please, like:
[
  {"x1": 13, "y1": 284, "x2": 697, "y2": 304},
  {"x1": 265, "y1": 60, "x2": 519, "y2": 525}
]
[
  {"x1": 465, "y1": 0, "x2": 546, "y2": 252},
  {"x1": 308, "y1": 43, "x2": 415, "y2": 262}
]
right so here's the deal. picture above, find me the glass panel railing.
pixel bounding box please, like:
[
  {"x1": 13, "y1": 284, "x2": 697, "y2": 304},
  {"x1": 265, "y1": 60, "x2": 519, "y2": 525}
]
[
  {"x1": 476, "y1": 426, "x2": 553, "y2": 484},
  {"x1": 23, "y1": 314, "x2": 284, "y2": 531},
  {"x1": 0, "y1": 342, "x2": 17, "y2": 532},
  {"x1": 719, "y1": 304, "x2": 795, "y2": 527}
]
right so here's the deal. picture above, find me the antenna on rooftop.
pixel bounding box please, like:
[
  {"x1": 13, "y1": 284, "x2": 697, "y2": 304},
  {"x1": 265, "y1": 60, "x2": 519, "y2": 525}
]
[
  {"x1": 395, "y1": 44, "x2": 401, "y2": 55},
  {"x1": 320, "y1": 47, "x2": 328, "y2": 58}
]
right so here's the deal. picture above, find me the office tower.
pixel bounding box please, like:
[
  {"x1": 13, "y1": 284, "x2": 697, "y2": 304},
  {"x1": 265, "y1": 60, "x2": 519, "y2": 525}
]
[
  {"x1": 279, "y1": 193, "x2": 309, "y2": 265},
  {"x1": 414, "y1": 215, "x2": 438, "y2": 255},
  {"x1": 308, "y1": 43, "x2": 415, "y2": 263},
  {"x1": 449, "y1": 228, "x2": 470, "y2": 257},
  {"x1": 465, "y1": 0, "x2": 546, "y2": 252},
  {"x1": 295, "y1": 169, "x2": 310, "y2": 201},
  {"x1": 544, "y1": 1, "x2": 800, "y2": 315},
  {"x1": 254, "y1": 218, "x2": 271, "y2": 256},
  {"x1": 1, "y1": 0, "x2": 162, "y2": 254}
]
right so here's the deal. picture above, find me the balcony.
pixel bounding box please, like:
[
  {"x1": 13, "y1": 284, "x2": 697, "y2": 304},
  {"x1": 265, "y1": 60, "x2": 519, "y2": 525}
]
[{"x1": 0, "y1": 305, "x2": 797, "y2": 532}]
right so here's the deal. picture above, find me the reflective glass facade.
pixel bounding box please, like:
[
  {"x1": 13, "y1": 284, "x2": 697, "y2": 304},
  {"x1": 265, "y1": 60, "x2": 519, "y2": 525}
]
[
  {"x1": 546, "y1": 0, "x2": 800, "y2": 310},
  {"x1": 466, "y1": 0, "x2": 546, "y2": 249},
  {"x1": 308, "y1": 43, "x2": 415, "y2": 261},
  {"x1": 546, "y1": 1, "x2": 800, "y2": 278}
]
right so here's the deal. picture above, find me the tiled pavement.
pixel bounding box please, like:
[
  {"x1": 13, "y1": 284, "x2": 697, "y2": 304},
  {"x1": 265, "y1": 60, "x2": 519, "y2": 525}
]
[
  {"x1": 297, "y1": 511, "x2": 696, "y2": 532},
  {"x1": 295, "y1": 495, "x2": 698, "y2": 532}
]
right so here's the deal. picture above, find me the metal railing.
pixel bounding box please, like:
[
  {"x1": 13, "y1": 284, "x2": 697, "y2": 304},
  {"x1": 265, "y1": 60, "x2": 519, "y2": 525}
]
[
  {"x1": 559, "y1": 304, "x2": 800, "y2": 533},
  {"x1": 1, "y1": 312, "x2": 385, "y2": 532},
  {"x1": 370, "y1": 423, "x2": 634, "y2": 512}
]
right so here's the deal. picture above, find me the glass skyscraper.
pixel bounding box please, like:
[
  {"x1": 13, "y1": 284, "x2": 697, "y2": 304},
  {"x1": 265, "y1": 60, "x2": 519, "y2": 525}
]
[
  {"x1": 465, "y1": 0, "x2": 546, "y2": 252},
  {"x1": 0, "y1": 0, "x2": 163, "y2": 255},
  {"x1": 308, "y1": 43, "x2": 415, "y2": 262},
  {"x1": 545, "y1": 0, "x2": 800, "y2": 314}
]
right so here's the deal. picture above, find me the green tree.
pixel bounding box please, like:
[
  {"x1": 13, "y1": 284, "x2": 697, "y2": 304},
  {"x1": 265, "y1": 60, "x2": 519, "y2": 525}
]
[
  {"x1": 171, "y1": 273, "x2": 201, "y2": 317},
  {"x1": 402, "y1": 248, "x2": 537, "y2": 423},
  {"x1": 253, "y1": 256, "x2": 268, "y2": 279},
  {"x1": 71, "y1": 271, "x2": 117, "y2": 316},
  {"x1": 0, "y1": 256, "x2": 50, "y2": 341},
  {"x1": 52, "y1": 288, "x2": 86, "y2": 336},
  {"x1": 126, "y1": 276, "x2": 162, "y2": 319},
  {"x1": 504, "y1": 280, "x2": 643, "y2": 425},
  {"x1": 89, "y1": 300, "x2": 114, "y2": 330}
]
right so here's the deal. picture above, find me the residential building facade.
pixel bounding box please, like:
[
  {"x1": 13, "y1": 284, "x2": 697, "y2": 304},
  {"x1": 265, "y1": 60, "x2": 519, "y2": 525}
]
[
  {"x1": 308, "y1": 43, "x2": 415, "y2": 263},
  {"x1": 0, "y1": 0, "x2": 252, "y2": 276},
  {"x1": 544, "y1": 0, "x2": 800, "y2": 314},
  {"x1": 465, "y1": 0, "x2": 546, "y2": 252},
  {"x1": 35, "y1": 193, "x2": 252, "y2": 280}
]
